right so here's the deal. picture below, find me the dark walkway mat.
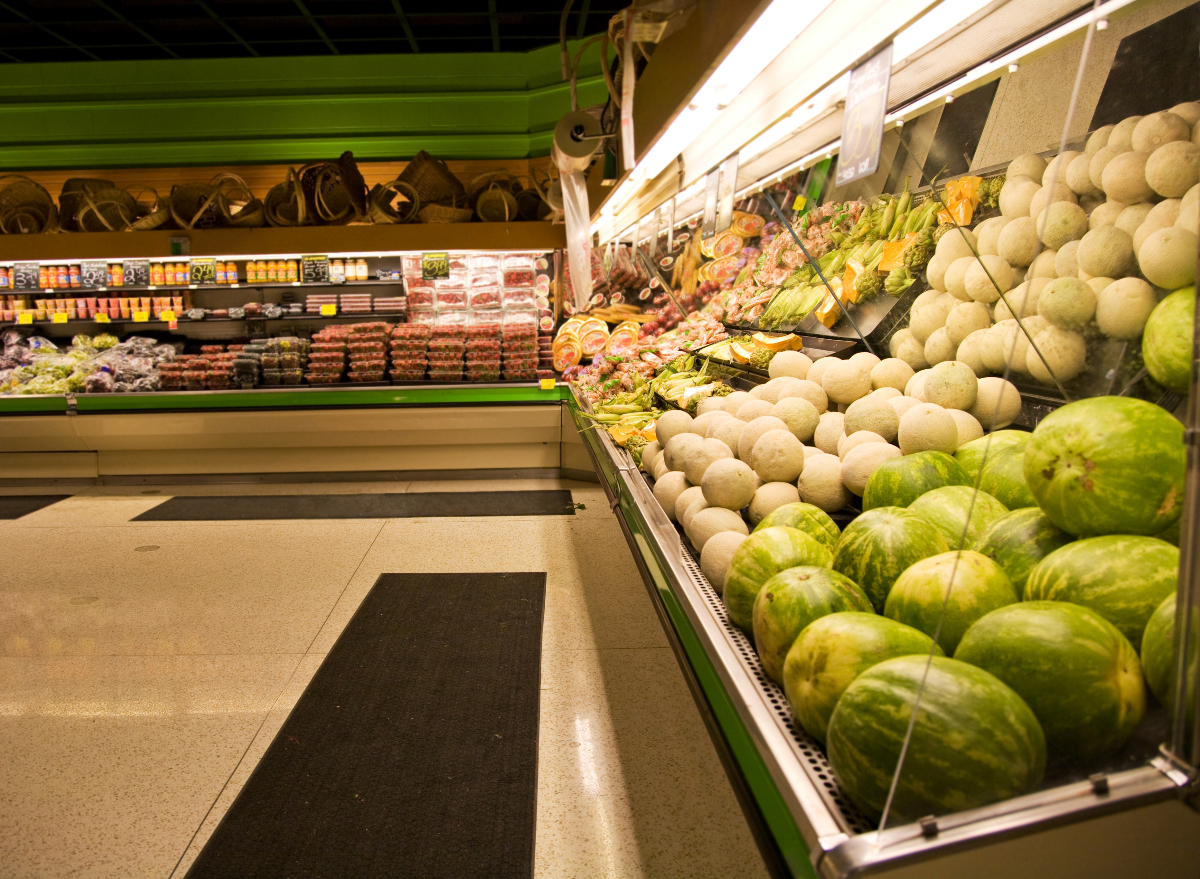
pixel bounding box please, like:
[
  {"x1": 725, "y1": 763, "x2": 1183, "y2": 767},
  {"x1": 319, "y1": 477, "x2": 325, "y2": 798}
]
[
  {"x1": 135, "y1": 490, "x2": 576, "y2": 520},
  {"x1": 186, "y1": 572, "x2": 546, "y2": 879},
  {"x1": 0, "y1": 495, "x2": 70, "y2": 519}
]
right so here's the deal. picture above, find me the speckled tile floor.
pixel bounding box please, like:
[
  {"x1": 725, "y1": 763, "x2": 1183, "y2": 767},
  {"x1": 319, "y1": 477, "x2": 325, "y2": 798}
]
[{"x1": 0, "y1": 480, "x2": 768, "y2": 879}]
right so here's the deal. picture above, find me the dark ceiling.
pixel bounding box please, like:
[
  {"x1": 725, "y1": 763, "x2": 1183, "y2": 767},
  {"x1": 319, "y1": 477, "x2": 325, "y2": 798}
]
[{"x1": 0, "y1": 0, "x2": 623, "y2": 62}]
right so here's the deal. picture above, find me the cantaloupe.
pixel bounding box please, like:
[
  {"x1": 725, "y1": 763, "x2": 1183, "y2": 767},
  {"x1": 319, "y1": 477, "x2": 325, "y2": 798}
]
[
  {"x1": 1036, "y1": 202, "x2": 1088, "y2": 249},
  {"x1": 905, "y1": 369, "x2": 929, "y2": 400},
  {"x1": 805, "y1": 356, "x2": 835, "y2": 388},
  {"x1": 997, "y1": 216, "x2": 1039, "y2": 266},
  {"x1": 1029, "y1": 183, "x2": 1077, "y2": 221},
  {"x1": 974, "y1": 217, "x2": 1009, "y2": 256},
  {"x1": 841, "y1": 442, "x2": 903, "y2": 495},
  {"x1": 756, "y1": 376, "x2": 801, "y2": 404},
  {"x1": 664, "y1": 432, "x2": 704, "y2": 471},
  {"x1": 1038, "y1": 277, "x2": 1096, "y2": 330},
  {"x1": 926, "y1": 252, "x2": 949, "y2": 292},
  {"x1": 839, "y1": 430, "x2": 888, "y2": 459},
  {"x1": 1116, "y1": 203, "x2": 1154, "y2": 238},
  {"x1": 813, "y1": 411, "x2": 846, "y2": 456},
  {"x1": 924, "y1": 327, "x2": 955, "y2": 365},
  {"x1": 871, "y1": 358, "x2": 915, "y2": 392},
  {"x1": 1026, "y1": 326, "x2": 1086, "y2": 384},
  {"x1": 1089, "y1": 147, "x2": 1122, "y2": 192},
  {"x1": 999, "y1": 176, "x2": 1041, "y2": 218},
  {"x1": 1108, "y1": 116, "x2": 1142, "y2": 152},
  {"x1": 1088, "y1": 199, "x2": 1127, "y2": 230},
  {"x1": 888, "y1": 395, "x2": 923, "y2": 420},
  {"x1": 653, "y1": 470, "x2": 693, "y2": 520},
  {"x1": 910, "y1": 300, "x2": 952, "y2": 344},
  {"x1": 849, "y1": 352, "x2": 881, "y2": 371},
  {"x1": 682, "y1": 437, "x2": 735, "y2": 484},
  {"x1": 943, "y1": 256, "x2": 976, "y2": 301},
  {"x1": 1008, "y1": 154, "x2": 1048, "y2": 182},
  {"x1": 675, "y1": 485, "x2": 706, "y2": 523},
  {"x1": 747, "y1": 483, "x2": 801, "y2": 526},
  {"x1": 701, "y1": 458, "x2": 758, "y2": 510},
  {"x1": 1066, "y1": 153, "x2": 1102, "y2": 196},
  {"x1": 822, "y1": 358, "x2": 872, "y2": 404},
  {"x1": 777, "y1": 378, "x2": 828, "y2": 414},
  {"x1": 1169, "y1": 102, "x2": 1200, "y2": 127},
  {"x1": 945, "y1": 300, "x2": 992, "y2": 346},
  {"x1": 691, "y1": 410, "x2": 728, "y2": 437},
  {"x1": 652, "y1": 452, "x2": 670, "y2": 480},
  {"x1": 898, "y1": 402, "x2": 959, "y2": 455},
  {"x1": 996, "y1": 277, "x2": 1047, "y2": 321},
  {"x1": 844, "y1": 394, "x2": 900, "y2": 441},
  {"x1": 935, "y1": 226, "x2": 979, "y2": 263},
  {"x1": 710, "y1": 417, "x2": 746, "y2": 456},
  {"x1": 956, "y1": 329, "x2": 991, "y2": 377},
  {"x1": 689, "y1": 507, "x2": 749, "y2": 553},
  {"x1": 700, "y1": 530, "x2": 747, "y2": 593},
  {"x1": 1102, "y1": 151, "x2": 1155, "y2": 204},
  {"x1": 1085, "y1": 124, "x2": 1115, "y2": 154},
  {"x1": 1134, "y1": 199, "x2": 1183, "y2": 253},
  {"x1": 922, "y1": 360, "x2": 979, "y2": 411},
  {"x1": 970, "y1": 377, "x2": 1022, "y2": 429},
  {"x1": 1095, "y1": 277, "x2": 1157, "y2": 340},
  {"x1": 870, "y1": 387, "x2": 902, "y2": 401},
  {"x1": 1086, "y1": 276, "x2": 1115, "y2": 296},
  {"x1": 1042, "y1": 152, "x2": 1082, "y2": 188},
  {"x1": 769, "y1": 349, "x2": 813, "y2": 380},
  {"x1": 798, "y1": 453, "x2": 847, "y2": 512},
  {"x1": 964, "y1": 255, "x2": 1014, "y2": 303},
  {"x1": 1145, "y1": 140, "x2": 1200, "y2": 199},
  {"x1": 1076, "y1": 225, "x2": 1135, "y2": 278},
  {"x1": 1055, "y1": 241, "x2": 1081, "y2": 278},
  {"x1": 1132, "y1": 111, "x2": 1190, "y2": 152},
  {"x1": 738, "y1": 415, "x2": 790, "y2": 464},
  {"x1": 771, "y1": 396, "x2": 821, "y2": 443},
  {"x1": 945, "y1": 409, "x2": 983, "y2": 446},
  {"x1": 719, "y1": 390, "x2": 752, "y2": 414},
  {"x1": 737, "y1": 399, "x2": 775, "y2": 421},
  {"x1": 1026, "y1": 249, "x2": 1059, "y2": 280},
  {"x1": 752, "y1": 429, "x2": 806, "y2": 483},
  {"x1": 1138, "y1": 226, "x2": 1198, "y2": 289},
  {"x1": 895, "y1": 335, "x2": 930, "y2": 370},
  {"x1": 640, "y1": 440, "x2": 662, "y2": 473},
  {"x1": 682, "y1": 495, "x2": 710, "y2": 532},
  {"x1": 655, "y1": 409, "x2": 695, "y2": 444}
]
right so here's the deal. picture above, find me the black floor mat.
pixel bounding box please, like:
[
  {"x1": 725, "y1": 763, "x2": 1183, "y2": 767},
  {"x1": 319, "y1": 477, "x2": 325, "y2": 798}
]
[
  {"x1": 186, "y1": 572, "x2": 546, "y2": 879},
  {"x1": 135, "y1": 490, "x2": 576, "y2": 520},
  {"x1": 0, "y1": 495, "x2": 70, "y2": 519}
]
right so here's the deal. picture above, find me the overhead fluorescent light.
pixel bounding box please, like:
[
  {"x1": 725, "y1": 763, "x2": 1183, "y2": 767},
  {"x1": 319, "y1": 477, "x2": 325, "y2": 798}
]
[{"x1": 891, "y1": 0, "x2": 995, "y2": 65}]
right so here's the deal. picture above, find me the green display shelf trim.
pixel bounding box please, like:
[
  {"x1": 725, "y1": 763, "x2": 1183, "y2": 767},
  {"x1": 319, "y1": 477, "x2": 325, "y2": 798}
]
[{"x1": 0, "y1": 395, "x2": 69, "y2": 413}]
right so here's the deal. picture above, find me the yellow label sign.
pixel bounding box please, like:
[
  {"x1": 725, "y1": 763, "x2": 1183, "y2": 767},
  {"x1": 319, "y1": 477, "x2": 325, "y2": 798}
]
[
  {"x1": 320, "y1": 303, "x2": 337, "y2": 316},
  {"x1": 161, "y1": 310, "x2": 175, "y2": 322},
  {"x1": 133, "y1": 311, "x2": 149, "y2": 323},
  {"x1": 17, "y1": 312, "x2": 33, "y2": 324},
  {"x1": 539, "y1": 378, "x2": 556, "y2": 390},
  {"x1": 793, "y1": 195, "x2": 807, "y2": 211},
  {"x1": 95, "y1": 314, "x2": 111, "y2": 323},
  {"x1": 52, "y1": 312, "x2": 68, "y2": 323}
]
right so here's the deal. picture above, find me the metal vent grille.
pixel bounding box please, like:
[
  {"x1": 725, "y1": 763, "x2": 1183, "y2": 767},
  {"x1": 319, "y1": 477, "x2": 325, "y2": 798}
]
[{"x1": 677, "y1": 539, "x2": 876, "y2": 836}]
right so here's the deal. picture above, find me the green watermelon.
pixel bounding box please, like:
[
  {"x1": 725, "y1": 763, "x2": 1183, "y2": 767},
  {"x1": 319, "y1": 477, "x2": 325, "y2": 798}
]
[
  {"x1": 827, "y1": 655, "x2": 1046, "y2": 823},
  {"x1": 885, "y1": 550, "x2": 1018, "y2": 655},
  {"x1": 1024, "y1": 536, "x2": 1178, "y2": 649},
  {"x1": 832, "y1": 507, "x2": 950, "y2": 611},
  {"x1": 724, "y1": 526, "x2": 833, "y2": 633},
  {"x1": 909, "y1": 485, "x2": 1009, "y2": 549},
  {"x1": 1142, "y1": 286, "x2": 1194, "y2": 394},
  {"x1": 1023, "y1": 396, "x2": 1185, "y2": 537},
  {"x1": 752, "y1": 568, "x2": 872, "y2": 684},
  {"x1": 978, "y1": 445, "x2": 1036, "y2": 509},
  {"x1": 1139, "y1": 593, "x2": 1195, "y2": 716},
  {"x1": 973, "y1": 508, "x2": 1073, "y2": 597},
  {"x1": 956, "y1": 602, "x2": 1145, "y2": 762},
  {"x1": 754, "y1": 502, "x2": 840, "y2": 553},
  {"x1": 783, "y1": 612, "x2": 942, "y2": 743},
  {"x1": 1156, "y1": 518, "x2": 1181, "y2": 547},
  {"x1": 954, "y1": 430, "x2": 1030, "y2": 480},
  {"x1": 862, "y1": 451, "x2": 972, "y2": 511}
]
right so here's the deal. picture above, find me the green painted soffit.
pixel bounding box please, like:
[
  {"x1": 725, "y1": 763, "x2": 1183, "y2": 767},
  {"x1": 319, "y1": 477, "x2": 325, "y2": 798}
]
[{"x1": 0, "y1": 39, "x2": 609, "y2": 169}]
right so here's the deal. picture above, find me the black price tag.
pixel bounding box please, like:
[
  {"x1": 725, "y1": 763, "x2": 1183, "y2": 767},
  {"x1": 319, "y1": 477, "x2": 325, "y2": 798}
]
[
  {"x1": 836, "y1": 43, "x2": 893, "y2": 188},
  {"x1": 302, "y1": 254, "x2": 329, "y2": 283},
  {"x1": 189, "y1": 258, "x2": 216, "y2": 286},
  {"x1": 123, "y1": 259, "x2": 149, "y2": 287},
  {"x1": 12, "y1": 262, "x2": 40, "y2": 290},
  {"x1": 421, "y1": 252, "x2": 449, "y2": 281},
  {"x1": 80, "y1": 260, "x2": 108, "y2": 289}
]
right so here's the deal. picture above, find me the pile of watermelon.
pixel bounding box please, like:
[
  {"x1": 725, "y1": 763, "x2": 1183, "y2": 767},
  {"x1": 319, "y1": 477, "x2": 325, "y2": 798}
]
[{"x1": 710, "y1": 394, "x2": 1186, "y2": 826}]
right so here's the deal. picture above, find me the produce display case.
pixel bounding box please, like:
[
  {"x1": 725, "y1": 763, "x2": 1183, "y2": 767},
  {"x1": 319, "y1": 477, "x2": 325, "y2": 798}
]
[{"x1": 571, "y1": 1, "x2": 1200, "y2": 876}]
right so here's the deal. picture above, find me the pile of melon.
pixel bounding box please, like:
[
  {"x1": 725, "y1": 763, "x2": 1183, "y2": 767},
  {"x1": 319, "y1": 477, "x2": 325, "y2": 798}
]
[
  {"x1": 899, "y1": 101, "x2": 1199, "y2": 392},
  {"x1": 657, "y1": 393, "x2": 1186, "y2": 826}
]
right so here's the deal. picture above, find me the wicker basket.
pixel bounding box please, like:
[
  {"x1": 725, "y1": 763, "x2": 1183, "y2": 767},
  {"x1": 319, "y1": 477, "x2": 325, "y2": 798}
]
[
  {"x1": 398, "y1": 150, "x2": 465, "y2": 206},
  {"x1": 265, "y1": 168, "x2": 308, "y2": 227},
  {"x1": 475, "y1": 180, "x2": 518, "y2": 223},
  {"x1": 418, "y1": 193, "x2": 473, "y2": 224},
  {"x1": 129, "y1": 187, "x2": 170, "y2": 231},
  {"x1": 512, "y1": 175, "x2": 550, "y2": 221},
  {"x1": 367, "y1": 179, "x2": 420, "y2": 225},
  {"x1": 169, "y1": 182, "x2": 226, "y2": 229},
  {"x1": 59, "y1": 178, "x2": 113, "y2": 232},
  {"x1": 211, "y1": 173, "x2": 265, "y2": 228},
  {"x1": 0, "y1": 175, "x2": 58, "y2": 234},
  {"x1": 77, "y1": 188, "x2": 140, "y2": 232}
]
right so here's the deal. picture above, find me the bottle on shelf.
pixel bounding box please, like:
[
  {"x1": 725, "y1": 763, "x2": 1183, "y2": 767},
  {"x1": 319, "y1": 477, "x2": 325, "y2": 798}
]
[
  {"x1": 355, "y1": 258, "x2": 368, "y2": 281},
  {"x1": 69, "y1": 265, "x2": 80, "y2": 288},
  {"x1": 226, "y1": 261, "x2": 239, "y2": 283},
  {"x1": 151, "y1": 263, "x2": 164, "y2": 286},
  {"x1": 39, "y1": 266, "x2": 50, "y2": 288},
  {"x1": 112, "y1": 264, "x2": 124, "y2": 287},
  {"x1": 286, "y1": 259, "x2": 298, "y2": 282}
]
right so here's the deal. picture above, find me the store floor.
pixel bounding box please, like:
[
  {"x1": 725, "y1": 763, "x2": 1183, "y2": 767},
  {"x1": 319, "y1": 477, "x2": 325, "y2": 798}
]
[{"x1": 0, "y1": 478, "x2": 769, "y2": 879}]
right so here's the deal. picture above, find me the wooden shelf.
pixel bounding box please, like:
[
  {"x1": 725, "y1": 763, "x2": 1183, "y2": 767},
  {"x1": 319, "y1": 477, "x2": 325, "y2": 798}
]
[{"x1": 0, "y1": 222, "x2": 565, "y2": 261}]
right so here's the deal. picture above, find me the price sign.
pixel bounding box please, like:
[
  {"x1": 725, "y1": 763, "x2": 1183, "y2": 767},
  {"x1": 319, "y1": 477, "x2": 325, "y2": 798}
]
[
  {"x1": 161, "y1": 310, "x2": 175, "y2": 322},
  {"x1": 123, "y1": 259, "x2": 150, "y2": 287},
  {"x1": 836, "y1": 42, "x2": 893, "y2": 187},
  {"x1": 12, "y1": 263, "x2": 40, "y2": 290},
  {"x1": 95, "y1": 313, "x2": 111, "y2": 323},
  {"x1": 189, "y1": 258, "x2": 216, "y2": 286},
  {"x1": 319, "y1": 303, "x2": 337, "y2": 316},
  {"x1": 133, "y1": 311, "x2": 149, "y2": 323},
  {"x1": 302, "y1": 254, "x2": 329, "y2": 283},
  {"x1": 539, "y1": 378, "x2": 556, "y2": 390},
  {"x1": 80, "y1": 260, "x2": 108, "y2": 289},
  {"x1": 421, "y1": 252, "x2": 450, "y2": 281},
  {"x1": 17, "y1": 312, "x2": 33, "y2": 324},
  {"x1": 52, "y1": 313, "x2": 68, "y2": 324}
]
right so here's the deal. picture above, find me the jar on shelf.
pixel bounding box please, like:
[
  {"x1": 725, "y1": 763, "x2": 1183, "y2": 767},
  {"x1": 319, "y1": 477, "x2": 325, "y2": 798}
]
[
  {"x1": 151, "y1": 263, "x2": 164, "y2": 286},
  {"x1": 267, "y1": 260, "x2": 278, "y2": 282},
  {"x1": 226, "y1": 261, "x2": 239, "y2": 283},
  {"x1": 356, "y1": 258, "x2": 369, "y2": 281},
  {"x1": 286, "y1": 260, "x2": 298, "y2": 282}
]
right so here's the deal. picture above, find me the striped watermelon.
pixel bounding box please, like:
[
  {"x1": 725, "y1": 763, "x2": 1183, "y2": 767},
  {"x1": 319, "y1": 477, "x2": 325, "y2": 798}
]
[
  {"x1": 973, "y1": 508, "x2": 1073, "y2": 597},
  {"x1": 1142, "y1": 286, "x2": 1194, "y2": 395},
  {"x1": 827, "y1": 655, "x2": 1046, "y2": 823},
  {"x1": 862, "y1": 451, "x2": 972, "y2": 511},
  {"x1": 1156, "y1": 519, "x2": 1181, "y2": 547},
  {"x1": 979, "y1": 445, "x2": 1036, "y2": 509},
  {"x1": 1024, "y1": 536, "x2": 1178, "y2": 650},
  {"x1": 956, "y1": 602, "x2": 1145, "y2": 761},
  {"x1": 1141, "y1": 595, "x2": 1180, "y2": 709},
  {"x1": 885, "y1": 550, "x2": 1018, "y2": 655},
  {"x1": 909, "y1": 485, "x2": 1009, "y2": 549},
  {"x1": 832, "y1": 507, "x2": 950, "y2": 611},
  {"x1": 954, "y1": 430, "x2": 1029, "y2": 480},
  {"x1": 1023, "y1": 396, "x2": 1185, "y2": 537},
  {"x1": 783, "y1": 612, "x2": 942, "y2": 743},
  {"x1": 724, "y1": 526, "x2": 833, "y2": 633},
  {"x1": 752, "y1": 568, "x2": 872, "y2": 684},
  {"x1": 754, "y1": 502, "x2": 840, "y2": 553}
]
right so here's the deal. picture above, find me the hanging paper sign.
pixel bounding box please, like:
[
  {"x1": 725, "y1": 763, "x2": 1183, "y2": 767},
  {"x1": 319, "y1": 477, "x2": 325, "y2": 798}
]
[
  {"x1": 701, "y1": 168, "x2": 720, "y2": 241},
  {"x1": 421, "y1": 252, "x2": 450, "y2": 281},
  {"x1": 836, "y1": 43, "x2": 893, "y2": 187}
]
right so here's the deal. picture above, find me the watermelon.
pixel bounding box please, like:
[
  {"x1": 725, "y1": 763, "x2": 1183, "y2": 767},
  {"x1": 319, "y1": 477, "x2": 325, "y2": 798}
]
[
  {"x1": 827, "y1": 655, "x2": 1046, "y2": 823},
  {"x1": 724, "y1": 526, "x2": 834, "y2": 633},
  {"x1": 973, "y1": 508, "x2": 1073, "y2": 597},
  {"x1": 832, "y1": 507, "x2": 950, "y2": 612},
  {"x1": 862, "y1": 451, "x2": 972, "y2": 511},
  {"x1": 954, "y1": 430, "x2": 1030, "y2": 480},
  {"x1": 1023, "y1": 396, "x2": 1185, "y2": 537},
  {"x1": 956, "y1": 602, "x2": 1145, "y2": 762},
  {"x1": 1156, "y1": 518, "x2": 1181, "y2": 547},
  {"x1": 978, "y1": 445, "x2": 1036, "y2": 509},
  {"x1": 752, "y1": 568, "x2": 872, "y2": 684},
  {"x1": 1140, "y1": 594, "x2": 1191, "y2": 712},
  {"x1": 1024, "y1": 536, "x2": 1178, "y2": 649},
  {"x1": 1142, "y1": 286, "x2": 1194, "y2": 394},
  {"x1": 909, "y1": 485, "x2": 1009, "y2": 549},
  {"x1": 885, "y1": 550, "x2": 1018, "y2": 655},
  {"x1": 783, "y1": 612, "x2": 942, "y2": 743},
  {"x1": 754, "y1": 502, "x2": 840, "y2": 553}
]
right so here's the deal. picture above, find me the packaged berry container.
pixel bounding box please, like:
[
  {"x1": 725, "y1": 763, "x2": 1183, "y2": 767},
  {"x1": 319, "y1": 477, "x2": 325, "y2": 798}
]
[
  {"x1": 407, "y1": 287, "x2": 435, "y2": 307},
  {"x1": 502, "y1": 269, "x2": 536, "y2": 287},
  {"x1": 351, "y1": 322, "x2": 390, "y2": 335},
  {"x1": 183, "y1": 370, "x2": 208, "y2": 390},
  {"x1": 502, "y1": 286, "x2": 536, "y2": 306},
  {"x1": 278, "y1": 353, "x2": 300, "y2": 369},
  {"x1": 347, "y1": 340, "x2": 385, "y2": 354},
  {"x1": 308, "y1": 351, "x2": 345, "y2": 363},
  {"x1": 465, "y1": 357, "x2": 502, "y2": 370},
  {"x1": 431, "y1": 323, "x2": 467, "y2": 339},
  {"x1": 428, "y1": 369, "x2": 464, "y2": 382},
  {"x1": 281, "y1": 369, "x2": 303, "y2": 385},
  {"x1": 310, "y1": 340, "x2": 346, "y2": 351},
  {"x1": 501, "y1": 322, "x2": 538, "y2": 338},
  {"x1": 433, "y1": 270, "x2": 468, "y2": 289},
  {"x1": 389, "y1": 340, "x2": 427, "y2": 353},
  {"x1": 502, "y1": 253, "x2": 535, "y2": 270},
  {"x1": 536, "y1": 369, "x2": 557, "y2": 380},
  {"x1": 469, "y1": 253, "x2": 499, "y2": 271},
  {"x1": 466, "y1": 371, "x2": 501, "y2": 383},
  {"x1": 466, "y1": 338, "x2": 501, "y2": 353},
  {"x1": 389, "y1": 369, "x2": 426, "y2": 382},
  {"x1": 207, "y1": 372, "x2": 235, "y2": 390},
  {"x1": 392, "y1": 323, "x2": 432, "y2": 339},
  {"x1": 502, "y1": 339, "x2": 538, "y2": 352},
  {"x1": 504, "y1": 368, "x2": 537, "y2": 380},
  {"x1": 428, "y1": 337, "x2": 466, "y2": 351},
  {"x1": 469, "y1": 286, "x2": 501, "y2": 308},
  {"x1": 305, "y1": 373, "x2": 340, "y2": 384},
  {"x1": 200, "y1": 345, "x2": 225, "y2": 354},
  {"x1": 350, "y1": 373, "x2": 385, "y2": 383},
  {"x1": 434, "y1": 289, "x2": 468, "y2": 309},
  {"x1": 427, "y1": 355, "x2": 464, "y2": 369},
  {"x1": 409, "y1": 307, "x2": 436, "y2": 326},
  {"x1": 465, "y1": 324, "x2": 500, "y2": 339},
  {"x1": 350, "y1": 359, "x2": 387, "y2": 372},
  {"x1": 470, "y1": 269, "x2": 499, "y2": 288}
]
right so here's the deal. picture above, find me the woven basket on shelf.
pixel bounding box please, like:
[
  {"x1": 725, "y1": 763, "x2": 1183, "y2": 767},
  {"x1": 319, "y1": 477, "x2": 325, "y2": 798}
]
[
  {"x1": 59, "y1": 178, "x2": 113, "y2": 231},
  {"x1": 469, "y1": 172, "x2": 518, "y2": 223},
  {"x1": 367, "y1": 179, "x2": 420, "y2": 225},
  {"x1": 299, "y1": 162, "x2": 351, "y2": 225},
  {"x1": 0, "y1": 175, "x2": 58, "y2": 234},
  {"x1": 398, "y1": 150, "x2": 465, "y2": 206},
  {"x1": 77, "y1": 188, "x2": 140, "y2": 232},
  {"x1": 418, "y1": 193, "x2": 473, "y2": 224},
  {"x1": 128, "y1": 187, "x2": 170, "y2": 231},
  {"x1": 513, "y1": 175, "x2": 550, "y2": 221},
  {"x1": 265, "y1": 167, "x2": 308, "y2": 227},
  {"x1": 169, "y1": 182, "x2": 226, "y2": 229},
  {"x1": 211, "y1": 172, "x2": 265, "y2": 228}
]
